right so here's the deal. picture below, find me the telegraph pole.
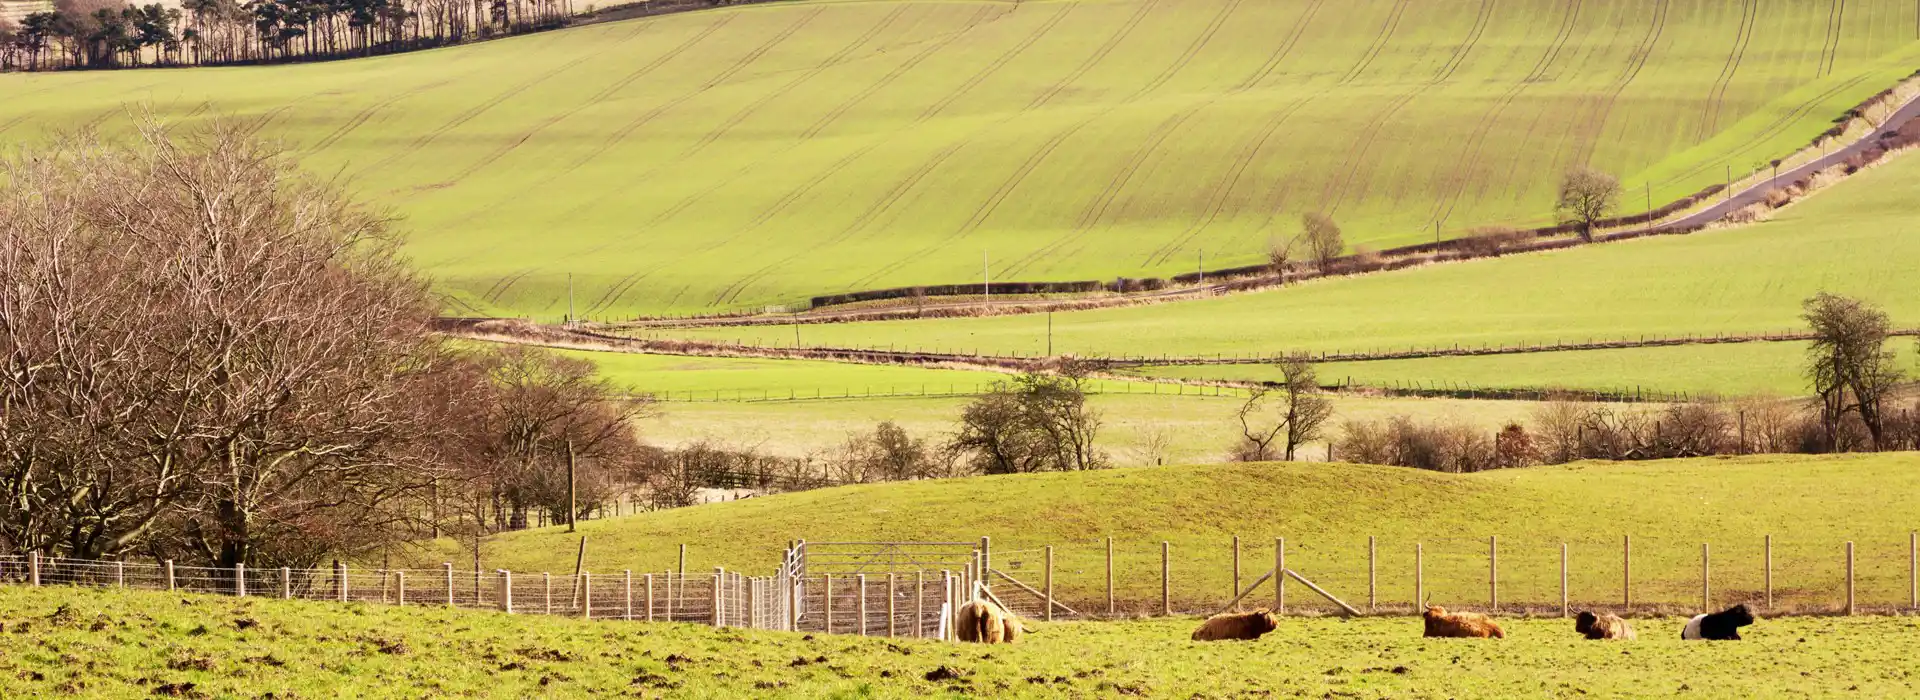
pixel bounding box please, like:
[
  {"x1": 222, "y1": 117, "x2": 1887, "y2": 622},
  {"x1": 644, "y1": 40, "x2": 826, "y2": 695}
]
[
  {"x1": 983, "y1": 249, "x2": 990, "y2": 303},
  {"x1": 567, "y1": 273, "x2": 575, "y2": 327}
]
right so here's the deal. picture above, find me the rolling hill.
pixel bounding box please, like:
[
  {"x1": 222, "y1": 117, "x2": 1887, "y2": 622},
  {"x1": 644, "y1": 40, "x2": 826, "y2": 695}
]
[
  {"x1": 452, "y1": 453, "x2": 1920, "y2": 615},
  {"x1": 5, "y1": 0, "x2": 1918, "y2": 315},
  {"x1": 647, "y1": 143, "x2": 1920, "y2": 357}
]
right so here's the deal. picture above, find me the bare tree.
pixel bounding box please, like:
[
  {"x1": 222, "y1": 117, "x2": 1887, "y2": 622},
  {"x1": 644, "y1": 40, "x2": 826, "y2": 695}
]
[
  {"x1": 0, "y1": 120, "x2": 465, "y2": 567},
  {"x1": 950, "y1": 367, "x2": 1106, "y2": 474},
  {"x1": 1231, "y1": 356, "x2": 1333, "y2": 461},
  {"x1": 457, "y1": 345, "x2": 652, "y2": 531},
  {"x1": 1802, "y1": 292, "x2": 1905, "y2": 451},
  {"x1": 1555, "y1": 167, "x2": 1621, "y2": 242},
  {"x1": 1301, "y1": 213, "x2": 1343, "y2": 273},
  {"x1": 1266, "y1": 235, "x2": 1298, "y2": 284}
]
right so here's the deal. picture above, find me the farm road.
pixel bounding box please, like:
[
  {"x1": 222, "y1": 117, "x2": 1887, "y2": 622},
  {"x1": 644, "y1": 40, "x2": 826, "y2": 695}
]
[{"x1": 1651, "y1": 89, "x2": 1920, "y2": 232}]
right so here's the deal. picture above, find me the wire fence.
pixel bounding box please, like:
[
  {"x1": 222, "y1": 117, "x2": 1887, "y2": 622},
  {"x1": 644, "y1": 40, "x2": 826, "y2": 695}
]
[
  {"x1": 6, "y1": 531, "x2": 1913, "y2": 642},
  {"x1": 974, "y1": 533, "x2": 1920, "y2": 620}
]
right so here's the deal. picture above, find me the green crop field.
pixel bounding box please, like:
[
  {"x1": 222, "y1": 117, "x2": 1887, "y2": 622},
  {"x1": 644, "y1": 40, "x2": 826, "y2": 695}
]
[
  {"x1": 646, "y1": 391, "x2": 1549, "y2": 463},
  {"x1": 1129, "y1": 341, "x2": 1815, "y2": 398},
  {"x1": 435, "y1": 454, "x2": 1920, "y2": 616},
  {"x1": 651, "y1": 146, "x2": 1920, "y2": 356},
  {"x1": 6, "y1": 0, "x2": 1919, "y2": 316},
  {"x1": 7, "y1": 588, "x2": 1919, "y2": 698}
]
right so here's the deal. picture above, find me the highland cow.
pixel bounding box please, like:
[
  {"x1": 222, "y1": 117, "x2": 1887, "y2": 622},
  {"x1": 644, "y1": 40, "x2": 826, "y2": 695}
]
[
  {"x1": 954, "y1": 598, "x2": 1021, "y2": 644},
  {"x1": 1574, "y1": 611, "x2": 1636, "y2": 640},
  {"x1": 1190, "y1": 610, "x2": 1280, "y2": 641},
  {"x1": 1422, "y1": 605, "x2": 1505, "y2": 639},
  {"x1": 1681, "y1": 604, "x2": 1754, "y2": 640}
]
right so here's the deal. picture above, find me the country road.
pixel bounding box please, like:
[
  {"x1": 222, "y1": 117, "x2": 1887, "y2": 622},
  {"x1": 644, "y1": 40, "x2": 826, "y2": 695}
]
[{"x1": 1651, "y1": 88, "x2": 1920, "y2": 232}]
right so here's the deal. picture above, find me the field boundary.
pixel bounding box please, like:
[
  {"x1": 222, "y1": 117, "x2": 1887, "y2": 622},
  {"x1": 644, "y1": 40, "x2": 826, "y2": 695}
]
[
  {"x1": 441, "y1": 318, "x2": 1918, "y2": 371},
  {"x1": 11, "y1": 526, "x2": 1918, "y2": 633}
]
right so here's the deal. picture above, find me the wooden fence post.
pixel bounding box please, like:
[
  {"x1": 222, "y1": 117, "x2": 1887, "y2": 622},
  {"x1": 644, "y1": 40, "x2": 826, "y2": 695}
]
[
  {"x1": 623, "y1": 570, "x2": 633, "y2": 621},
  {"x1": 1489, "y1": 536, "x2": 1498, "y2": 611},
  {"x1": 1560, "y1": 543, "x2": 1569, "y2": 618},
  {"x1": 1368, "y1": 536, "x2": 1377, "y2": 613},
  {"x1": 443, "y1": 563, "x2": 454, "y2": 607},
  {"x1": 1765, "y1": 534, "x2": 1774, "y2": 611},
  {"x1": 115, "y1": 561, "x2": 125, "y2": 588},
  {"x1": 1231, "y1": 536, "x2": 1241, "y2": 613},
  {"x1": 396, "y1": 571, "x2": 406, "y2": 606},
  {"x1": 712, "y1": 568, "x2": 724, "y2": 627},
  {"x1": 543, "y1": 573, "x2": 552, "y2": 615},
  {"x1": 1846, "y1": 542, "x2": 1855, "y2": 616},
  {"x1": 1045, "y1": 546, "x2": 1055, "y2": 622},
  {"x1": 29, "y1": 552, "x2": 39, "y2": 587},
  {"x1": 236, "y1": 563, "x2": 246, "y2": 597},
  {"x1": 646, "y1": 574, "x2": 656, "y2": 621},
  {"x1": 1161, "y1": 541, "x2": 1172, "y2": 616},
  {"x1": 857, "y1": 574, "x2": 869, "y2": 636},
  {"x1": 281, "y1": 567, "x2": 292, "y2": 600},
  {"x1": 1701, "y1": 543, "x2": 1710, "y2": 614},
  {"x1": 940, "y1": 571, "x2": 952, "y2": 640},
  {"x1": 1911, "y1": 532, "x2": 1917, "y2": 611},
  {"x1": 824, "y1": 574, "x2": 834, "y2": 634},
  {"x1": 1623, "y1": 535, "x2": 1632, "y2": 611},
  {"x1": 165, "y1": 560, "x2": 175, "y2": 591},
  {"x1": 582, "y1": 572, "x2": 593, "y2": 620},
  {"x1": 1105, "y1": 533, "x2": 1121, "y2": 609},
  {"x1": 1275, "y1": 538, "x2": 1286, "y2": 614},
  {"x1": 338, "y1": 562, "x2": 349, "y2": 603},
  {"x1": 916, "y1": 571, "x2": 925, "y2": 638},
  {"x1": 1414, "y1": 543, "x2": 1423, "y2": 609},
  {"x1": 499, "y1": 570, "x2": 512, "y2": 613}
]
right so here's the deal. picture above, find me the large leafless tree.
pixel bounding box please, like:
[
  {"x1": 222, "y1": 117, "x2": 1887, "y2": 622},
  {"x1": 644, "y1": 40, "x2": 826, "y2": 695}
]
[
  {"x1": 1802, "y1": 292, "x2": 1905, "y2": 451},
  {"x1": 0, "y1": 121, "x2": 470, "y2": 567}
]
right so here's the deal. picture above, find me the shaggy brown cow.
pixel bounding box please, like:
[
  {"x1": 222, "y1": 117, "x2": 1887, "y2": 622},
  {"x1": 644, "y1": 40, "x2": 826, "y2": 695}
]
[
  {"x1": 1422, "y1": 605, "x2": 1505, "y2": 639},
  {"x1": 1575, "y1": 611, "x2": 1636, "y2": 640},
  {"x1": 954, "y1": 598, "x2": 1021, "y2": 644},
  {"x1": 1191, "y1": 610, "x2": 1280, "y2": 641}
]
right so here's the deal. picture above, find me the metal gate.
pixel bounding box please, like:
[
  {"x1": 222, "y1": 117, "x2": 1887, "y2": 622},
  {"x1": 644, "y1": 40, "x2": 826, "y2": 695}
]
[{"x1": 787, "y1": 539, "x2": 987, "y2": 638}]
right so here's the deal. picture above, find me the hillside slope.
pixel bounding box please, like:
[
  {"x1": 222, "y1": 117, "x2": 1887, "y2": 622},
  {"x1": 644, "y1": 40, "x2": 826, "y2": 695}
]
[
  {"x1": 657, "y1": 145, "x2": 1920, "y2": 356},
  {"x1": 5, "y1": 0, "x2": 1918, "y2": 315},
  {"x1": 462, "y1": 453, "x2": 1920, "y2": 614}
]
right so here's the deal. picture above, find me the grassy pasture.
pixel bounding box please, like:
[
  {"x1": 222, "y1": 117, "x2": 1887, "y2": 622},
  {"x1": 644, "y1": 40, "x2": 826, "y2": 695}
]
[
  {"x1": 6, "y1": 588, "x2": 1920, "y2": 698},
  {"x1": 651, "y1": 147, "x2": 1920, "y2": 356},
  {"x1": 448, "y1": 454, "x2": 1920, "y2": 617},
  {"x1": 1129, "y1": 341, "x2": 1814, "y2": 398},
  {"x1": 6, "y1": 1, "x2": 1919, "y2": 316},
  {"x1": 646, "y1": 392, "x2": 1549, "y2": 463}
]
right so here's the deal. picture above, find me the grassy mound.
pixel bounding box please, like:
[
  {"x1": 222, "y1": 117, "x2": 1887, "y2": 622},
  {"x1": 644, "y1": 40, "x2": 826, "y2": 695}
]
[
  {"x1": 3, "y1": 587, "x2": 1917, "y2": 698},
  {"x1": 460, "y1": 453, "x2": 1920, "y2": 615},
  {"x1": 6, "y1": 0, "x2": 1918, "y2": 315}
]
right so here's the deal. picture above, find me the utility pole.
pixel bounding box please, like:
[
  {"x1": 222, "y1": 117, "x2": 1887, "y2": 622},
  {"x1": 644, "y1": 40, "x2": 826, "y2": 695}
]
[
  {"x1": 983, "y1": 249, "x2": 990, "y2": 303},
  {"x1": 1725, "y1": 165, "x2": 1732, "y2": 201},
  {"x1": 1771, "y1": 159, "x2": 1781, "y2": 190},
  {"x1": 1047, "y1": 311, "x2": 1053, "y2": 357},
  {"x1": 566, "y1": 439, "x2": 577, "y2": 533},
  {"x1": 1434, "y1": 220, "x2": 1440, "y2": 243},
  {"x1": 567, "y1": 273, "x2": 575, "y2": 327},
  {"x1": 1198, "y1": 249, "x2": 1204, "y2": 284}
]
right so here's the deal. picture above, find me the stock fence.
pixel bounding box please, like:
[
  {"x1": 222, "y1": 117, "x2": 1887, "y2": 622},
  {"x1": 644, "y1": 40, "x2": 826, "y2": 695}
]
[{"x1": 5, "y1": 530, "x2": 1914, "y2": 644}]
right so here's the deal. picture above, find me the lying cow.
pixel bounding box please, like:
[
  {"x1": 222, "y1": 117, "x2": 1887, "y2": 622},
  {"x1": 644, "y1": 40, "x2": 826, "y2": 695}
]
[
  {"x1": 1423, "y1": 605, "x2": 1505, "y2": 639},
  {"x1": 1191, "y1": 610, "x2": 1279, "y2": 641},
  {"x1": 1681, "y1": 604, "x2": 1754, "y2": 640}
]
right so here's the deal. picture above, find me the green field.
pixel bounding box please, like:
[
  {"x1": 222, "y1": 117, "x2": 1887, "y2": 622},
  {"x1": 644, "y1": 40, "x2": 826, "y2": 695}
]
[
  {"x1": 1130, "y1": 341, "x2": 1815, "y2": 398},
  {"x1": 651, "y1": 146, "x2": 1920, "y2": 356},
  {"x1": 444, "y1": 454, "x2": 1920, "y2": 616},
  {"x1": 647, "y1": 392, "x2": 1549, "y2": 463},
  {"x1": 7, "y1": 588, "x2": 1920, "y2": 698},
  {"x1": 6, "y1": 0, "x2": 1918, "y2": 316}
]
